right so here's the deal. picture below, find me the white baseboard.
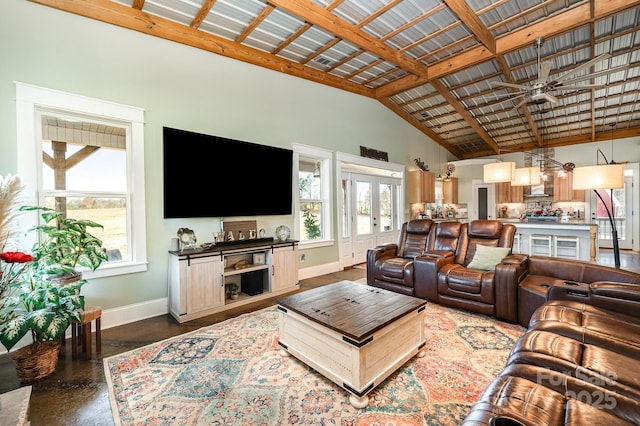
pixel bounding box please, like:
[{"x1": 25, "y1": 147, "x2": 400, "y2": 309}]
[
  {"x1": 100, "y1": 298, "x2": 169, "y2": 330},
  {"x1": 1, "y1": 263, "x2": 346, "y2": 355},
  {"x1": 298, "y1": 261, "x2": 341, "y2": 280}
]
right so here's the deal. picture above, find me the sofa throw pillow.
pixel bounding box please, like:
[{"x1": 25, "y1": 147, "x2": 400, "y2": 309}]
[{"x1": 467, "y1": 245, "x2": 511, "y2": 270}]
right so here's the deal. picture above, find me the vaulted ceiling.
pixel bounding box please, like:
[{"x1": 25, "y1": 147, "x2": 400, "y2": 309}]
[{"x1": 29, "y1": 0, "x2": 640, "y2": 160}]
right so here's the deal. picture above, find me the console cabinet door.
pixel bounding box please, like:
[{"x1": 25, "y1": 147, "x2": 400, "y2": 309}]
[
  {"x1": 186, "y1": 256, "x2": 224, "y2": 314},
  {"x1": 272, "y1": 246, "x2": 298, "y2": 291}
]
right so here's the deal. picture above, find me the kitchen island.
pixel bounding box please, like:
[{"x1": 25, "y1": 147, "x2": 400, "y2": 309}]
[{"x1": 500, "y1": 220, "x2": 598, "y2": 262}]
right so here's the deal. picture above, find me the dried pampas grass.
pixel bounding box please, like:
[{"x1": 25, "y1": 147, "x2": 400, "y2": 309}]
[{"x1": 0, "y1": 174, "x2": 24, "y2": 250}]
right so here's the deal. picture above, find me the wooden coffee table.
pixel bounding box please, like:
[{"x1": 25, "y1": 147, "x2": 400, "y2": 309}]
[{"x1": 276, "y1": 280, "x2": 427, "y2": 408}]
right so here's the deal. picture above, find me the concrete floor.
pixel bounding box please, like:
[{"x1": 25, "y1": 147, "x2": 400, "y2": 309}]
[{"x1": 0, "y1": 251, "x2": 638, "y2": 425}]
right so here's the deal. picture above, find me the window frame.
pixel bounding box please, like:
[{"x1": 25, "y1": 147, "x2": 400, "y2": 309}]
[
  {"x1": 293, "y1": 144, "x2": 333, "y2": 249},
  {"x1": 15, "y1": 82, "x2": 147, "y2": 278}
]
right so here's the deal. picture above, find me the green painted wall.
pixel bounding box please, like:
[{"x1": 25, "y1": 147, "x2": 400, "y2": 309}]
[{"x1": 0, "y1": 0, "x2": 439, "y2": 309}]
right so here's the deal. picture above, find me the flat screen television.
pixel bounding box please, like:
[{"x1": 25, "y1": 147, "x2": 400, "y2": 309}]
[{"x1": 163, "y1": 127, "x2": 293, "y2": 218}]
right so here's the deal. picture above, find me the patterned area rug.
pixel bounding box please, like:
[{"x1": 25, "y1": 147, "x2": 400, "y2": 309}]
[{"x1": 104, "y1": 301, "x2": 524, "y2": 425}]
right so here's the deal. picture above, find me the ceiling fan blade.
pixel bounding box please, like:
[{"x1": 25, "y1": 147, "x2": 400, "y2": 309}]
[
  {"x1": 544, "y1": 93, "x2": 559, "y2": 104},
  {"x1": 475, "y1": 92, "x2": 523, "y2": 101},
  {"x1": 537, "y1": 61, "x2": 553, "y2": 83},
  {"x1": 558, "y1": 64, "x2": 631, "y2": 85},
  {"x1": 490, "y1": 81, "x2": 528, "y2": 91},
  {"x1": 554, "y1": 53, "x2": 611, "y2": 83},
  {"x1": 553, "y1": 84, "x2": 606, "y2": 90},
  {"x1": 511, "y1": 95, "x2": 530, "y2": 111}
]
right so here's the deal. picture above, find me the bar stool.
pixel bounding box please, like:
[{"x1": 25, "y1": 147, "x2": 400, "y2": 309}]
[
  {"x1": 554, "y1": 235, "x2": 580, "y2": 259},
  {"x1": 529, "y1": 234, "x2": 553, "y2": 256},
  {"x1": 71, "y1": 306, "x2": 102, "y2": 360}
]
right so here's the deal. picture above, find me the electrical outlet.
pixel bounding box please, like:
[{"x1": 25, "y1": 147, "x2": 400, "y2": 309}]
[{"x1": 300, "y1": 254, "x2": 306, "y2": 262}]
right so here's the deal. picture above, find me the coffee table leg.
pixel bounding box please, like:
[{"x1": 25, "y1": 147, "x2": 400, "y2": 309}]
[
  {"x1": 279, "y1": 348, "x2": 290, "y2": 357},
  {"x1": 416, "y1": 349, "x2": 426, "y2": 358},
  {"x1": 349, "y1": 394, "x2": 369, "y2": 408}
]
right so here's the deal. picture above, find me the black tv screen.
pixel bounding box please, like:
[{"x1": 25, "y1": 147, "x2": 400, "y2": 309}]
[{"x1": 163, "y1": 127, "x2": 293, "y2": 218}]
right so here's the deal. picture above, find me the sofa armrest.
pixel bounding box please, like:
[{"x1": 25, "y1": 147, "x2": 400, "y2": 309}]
[
  {"x1": 547, "y1": 281, "x2": 640, "y2": 318},
  {"x1": 414, "y1": 253, "x2": 454, "y2": 302},
  {"x1": 493, "y1": 255, "x2": 528, "y2": 323},
  {"x1": 423, "y1": 250, "x2": 454, "y2": 259},
  {"x1": 501, "y1": 253, "x2": 528, "y2": 265},
  {"x1": 366, "y1": 243, "x2": 399, "y2": 285}
]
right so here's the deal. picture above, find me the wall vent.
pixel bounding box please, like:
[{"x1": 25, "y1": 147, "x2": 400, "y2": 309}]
[{"x1": 314, "y1": 56, "x2": 332, "y2": 66}]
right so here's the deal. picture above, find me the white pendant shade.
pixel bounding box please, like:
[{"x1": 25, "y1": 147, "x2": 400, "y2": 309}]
[
  {"x1": 483, "y1": 162, "x2": 516, "y2": 183},
  {"x1": 572, "y1": 164, "x2": 625, "y2": 190},
  {"x1": 511, "y1": 167, "x2": 541, "y2": 186}
]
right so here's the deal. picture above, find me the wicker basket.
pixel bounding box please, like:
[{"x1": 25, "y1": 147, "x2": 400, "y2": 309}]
[{"x1": 11, "y1": 341, "x2": 61, "y2": 384}]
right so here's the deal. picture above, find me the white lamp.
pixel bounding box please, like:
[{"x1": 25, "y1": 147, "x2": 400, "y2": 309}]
[
  {"x1": 483, "y1": 161, "x2": 515, "y2": 183},
  {"x1": 511, "y1": 166, "x2": 541, "y2": 186},
  {"x1": 572, "y1": 157, "x2": 624, "y2": 267},
  {"x1": 571, "y1": 164, "x2": 624, "y2": 190}
]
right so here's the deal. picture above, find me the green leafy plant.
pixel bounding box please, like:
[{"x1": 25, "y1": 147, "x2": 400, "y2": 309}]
[
  {"x1": 302, "y1": 209, "x2": 321, "y2": 240},
  {"x1": 20, "y1": 206, "x2": 108, "y2": 278},
  {"x1": 0, "y1": 260, "x2": 85, "y2": 351}
]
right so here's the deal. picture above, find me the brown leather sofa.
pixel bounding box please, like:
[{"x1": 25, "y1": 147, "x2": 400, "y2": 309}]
[
  {"x1": 463, "y1": 265, "x2": 640, "y2": 426},
  {"x1": 368, "y1": 219, "x2": 526, "y2": 323},
  {"x1": 413, "y1": 220, "x2": 525, "y2": 322},
  {"x1": 517, "y1": 255, "x2": 640, "y2": 326},
  {"x1": 366, "y1": 219, "x2": 434, "y2": 296}
]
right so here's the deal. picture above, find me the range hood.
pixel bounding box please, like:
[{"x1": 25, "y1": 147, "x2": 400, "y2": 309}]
[{"x1": 524, "y1": 183, "x2": 551, "y2": 198}]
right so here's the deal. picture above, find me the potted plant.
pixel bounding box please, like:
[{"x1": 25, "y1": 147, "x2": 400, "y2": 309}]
[
  {"x1": 0, "y1": 254, "x2": 85, "y2": 383},
  {"x1": 0, "y1": 188, "x2": 89, "y2": 383},
  {"x1": 226, "y1": 282, "x2": 239, "y2": 300},
  {"x1": 19, "y1": 205, "x2": 108, "y2": 283}
]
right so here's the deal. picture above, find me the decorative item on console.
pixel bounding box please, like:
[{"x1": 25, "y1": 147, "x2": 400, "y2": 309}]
[
  {"x1": 177, "y1": 228, "x2": 197, "y2": 250},
  {"x1": 275, "y1": 225, "x2": 291, "y2": 242}
]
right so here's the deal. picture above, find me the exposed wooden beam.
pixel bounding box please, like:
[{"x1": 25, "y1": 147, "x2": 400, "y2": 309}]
[
  {"x1": 430, "y1": 79, "x2": 501, "y2": 153},
  {"x1": 443, "y1": 0, "x2": 496, "y2": 53},
  {"x1": 266, "y1": 0, "x2": 430, "y2": 80},
  {"x1": 377, "y1": 97, "x2": 464, "y2": 159},
  {"x1": 27, "y1": 0, "x2": 375, "y2": 98}
]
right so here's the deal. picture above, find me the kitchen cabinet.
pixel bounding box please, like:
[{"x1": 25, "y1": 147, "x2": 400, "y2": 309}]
[
  {"x1": 496, "y1": 181, "x2": 524, "y2": 203},
  {"x1": 409, "y1": 170, "x2": 435, "y2": 203},
  {"x1": 443, "y1": 177, "x2": 458, "y2": 204},
  {"x1": 553, "y1": 171, "x2": 585, "y2": 202}
]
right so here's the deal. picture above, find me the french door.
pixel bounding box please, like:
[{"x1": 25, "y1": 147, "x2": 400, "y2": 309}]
[{"x1": 339, "y1": 172, "x2": 401, "y2": 268}]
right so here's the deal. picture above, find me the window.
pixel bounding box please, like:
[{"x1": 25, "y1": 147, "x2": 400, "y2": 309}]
[
  {"x1": 293, "y1": 144, "x2": 332, "y2": 247},
  {"x1": 16, "y1": 83, "x2": 147, "y2": 278}
]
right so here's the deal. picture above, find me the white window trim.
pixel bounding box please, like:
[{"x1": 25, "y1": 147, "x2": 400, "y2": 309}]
[
  {"x1": 293, "y1": 143, "x2": 333, "y2": 249},
  {"x1": 15, "y1": 82, "x2": 148, "y2": 278}
]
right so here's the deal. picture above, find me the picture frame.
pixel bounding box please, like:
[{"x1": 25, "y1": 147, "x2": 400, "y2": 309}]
[{"x1": 253, "y1": 253, "x2": 266, "y2": 265}]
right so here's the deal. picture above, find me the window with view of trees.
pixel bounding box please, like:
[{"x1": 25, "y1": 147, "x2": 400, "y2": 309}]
[
  {"x1": 16, "y1": 83, "x2": 147, "y2": 278},
  {"x1": 294, "y1": 145, "x2": 332, "y2": 247}
]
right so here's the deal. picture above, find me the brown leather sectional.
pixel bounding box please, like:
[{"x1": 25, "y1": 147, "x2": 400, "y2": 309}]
[
  {"x1": 463, "y1": 280, "x2": 640, "y2": 425},
  {"x1": 368, "y1": 220, "x2": 640, "y2": 424}
]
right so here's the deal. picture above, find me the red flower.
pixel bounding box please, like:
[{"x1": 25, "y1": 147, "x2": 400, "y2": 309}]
[{"x1": 0, "y1": 252, "x2": 34, "y2": 264}]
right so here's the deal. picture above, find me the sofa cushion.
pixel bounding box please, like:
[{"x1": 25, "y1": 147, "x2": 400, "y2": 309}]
[{"x1": 467, "y1": 245, "x2": 511, "y2": 270}]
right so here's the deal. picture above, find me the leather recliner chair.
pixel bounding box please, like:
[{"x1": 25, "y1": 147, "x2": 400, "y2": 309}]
[
  {"x1": 415, "y1": 220, "x2": 526, "y2": 322},
  {"x1": 367, "y1": 219, "x2": 434, "y2": 296}
]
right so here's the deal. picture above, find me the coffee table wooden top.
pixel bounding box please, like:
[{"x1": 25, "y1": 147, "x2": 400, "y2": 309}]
[{"x1": 276, "y1": 280, "x2": 426, "y2": 341}]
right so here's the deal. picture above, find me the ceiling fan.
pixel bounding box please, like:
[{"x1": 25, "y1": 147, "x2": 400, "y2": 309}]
[{"x1": 488, "y1": 38, "x2": 610, "y2": 110}]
